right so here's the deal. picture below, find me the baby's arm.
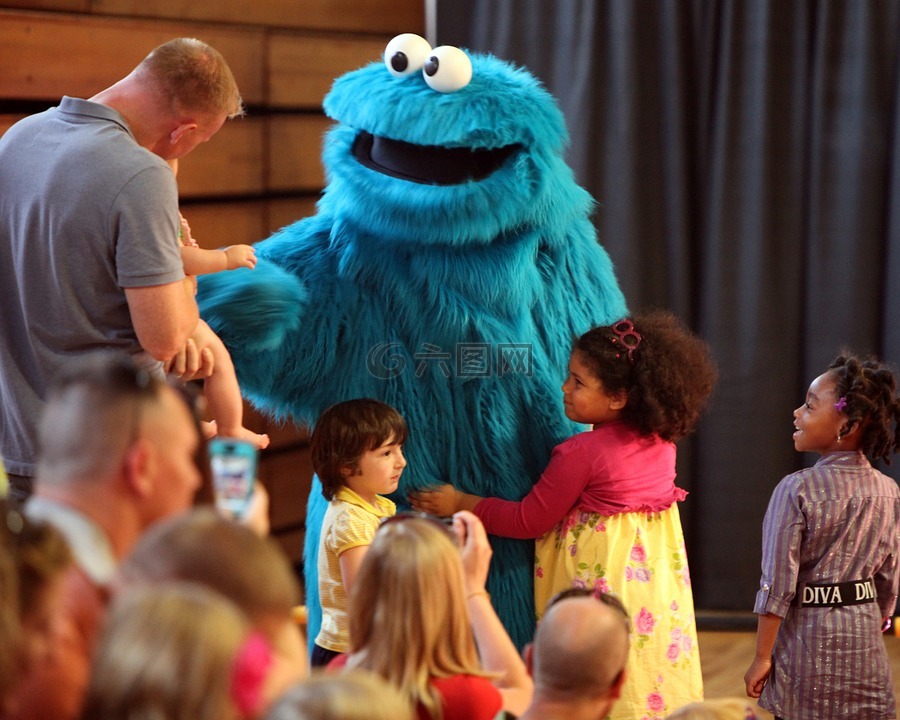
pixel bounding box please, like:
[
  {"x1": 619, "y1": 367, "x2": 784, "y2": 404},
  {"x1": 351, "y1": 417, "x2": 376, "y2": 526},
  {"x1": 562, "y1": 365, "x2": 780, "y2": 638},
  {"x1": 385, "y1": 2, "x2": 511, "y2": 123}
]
[
  {"x1": 182, "y1": 243, "x2": 257, "y2": 276},
  {"x1": 178, "y1": 210, "x2": 257, "y2": 275}
]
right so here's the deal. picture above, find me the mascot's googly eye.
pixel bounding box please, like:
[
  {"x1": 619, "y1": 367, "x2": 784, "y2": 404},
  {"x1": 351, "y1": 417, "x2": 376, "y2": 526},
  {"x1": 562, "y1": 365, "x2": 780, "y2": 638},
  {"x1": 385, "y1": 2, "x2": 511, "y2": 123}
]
[
  {"x1": 423, "y1": 45, "x2": 473, "y2": 93},
  {"x1": 384, "y1": 33, "x2": 433, "y2": 77}
]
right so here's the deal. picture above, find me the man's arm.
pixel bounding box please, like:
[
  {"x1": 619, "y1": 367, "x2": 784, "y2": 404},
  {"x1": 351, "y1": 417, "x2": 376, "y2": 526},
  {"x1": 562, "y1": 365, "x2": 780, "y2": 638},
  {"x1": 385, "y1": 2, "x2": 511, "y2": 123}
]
[{"x1": 125, "y1": 279, "x2": 199, "y2": 361}]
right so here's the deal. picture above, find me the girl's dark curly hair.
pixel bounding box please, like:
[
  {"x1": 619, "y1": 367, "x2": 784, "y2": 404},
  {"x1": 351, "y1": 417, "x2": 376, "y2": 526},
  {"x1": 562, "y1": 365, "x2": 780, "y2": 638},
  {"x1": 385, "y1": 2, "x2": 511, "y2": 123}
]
[
  {"x1": 573, "y1": 310, "x2": 717, "y2": 442},
  {"x1": 828, "y1": 352, "x2": 900, "y2": 464}
]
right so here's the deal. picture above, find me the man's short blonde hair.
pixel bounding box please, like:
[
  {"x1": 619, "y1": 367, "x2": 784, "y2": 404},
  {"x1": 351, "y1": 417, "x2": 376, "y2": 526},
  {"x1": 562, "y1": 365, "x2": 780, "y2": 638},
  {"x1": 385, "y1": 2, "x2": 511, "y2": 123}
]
[{"x1": 138, "y1": 37, "x2": 244, "y2": 119}]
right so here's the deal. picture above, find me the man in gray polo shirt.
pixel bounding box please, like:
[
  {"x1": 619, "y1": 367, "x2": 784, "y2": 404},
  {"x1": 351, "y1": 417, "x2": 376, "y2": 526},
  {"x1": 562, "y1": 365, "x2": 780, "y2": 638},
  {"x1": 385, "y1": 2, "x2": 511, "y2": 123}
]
[{"x1": 0, "y1": 38, "x2": 244, "y2": 504}]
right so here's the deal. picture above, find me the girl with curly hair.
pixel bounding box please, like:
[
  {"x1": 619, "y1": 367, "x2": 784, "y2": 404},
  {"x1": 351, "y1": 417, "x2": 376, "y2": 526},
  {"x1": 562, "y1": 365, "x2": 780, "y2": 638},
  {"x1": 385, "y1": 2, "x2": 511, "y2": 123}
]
[
  {"x1": 413, "y1": 310, "x2": 717, "y2": 720},
  {"x1": 744, "y1": 353, "x2": 900, "y2": 720}
]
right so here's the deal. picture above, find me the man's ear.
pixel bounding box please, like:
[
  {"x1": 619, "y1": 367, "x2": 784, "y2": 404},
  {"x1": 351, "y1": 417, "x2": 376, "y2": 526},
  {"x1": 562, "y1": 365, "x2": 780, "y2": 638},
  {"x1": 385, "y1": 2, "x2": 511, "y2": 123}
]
[
  {"x1": 523, "y1": 642, "x2": 535, "y2": 676},
  {"x1": 169, "y1": 121, "x2": 198, "y2": 145},
  {"x1": 123, "y1": 438, "x2": 154, "y2": 498},
  {"x1": 608, "y1": 668, "x2": 627, "y2": 699}
]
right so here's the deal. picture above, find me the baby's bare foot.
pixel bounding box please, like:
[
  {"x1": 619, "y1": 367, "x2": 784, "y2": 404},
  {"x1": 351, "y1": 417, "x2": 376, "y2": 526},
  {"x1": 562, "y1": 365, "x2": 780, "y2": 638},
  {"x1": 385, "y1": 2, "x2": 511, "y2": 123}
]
[{"x1": 217, "y1": 425, "x2": 270, "y2": 450}]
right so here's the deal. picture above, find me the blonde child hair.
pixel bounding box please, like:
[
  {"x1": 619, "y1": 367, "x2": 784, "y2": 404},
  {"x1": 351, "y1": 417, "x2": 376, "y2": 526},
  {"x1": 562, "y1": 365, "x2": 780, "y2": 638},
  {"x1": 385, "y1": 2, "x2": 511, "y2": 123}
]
[
  {"x1": 117, "y1": 509, "x2": 307, "y2": 702},
  {"x1": 263, "y1": 669, "x2": 413, "y2": 720},
  {"x1": 118, "y1": 507, "x2": 300, "y2": 618},
  {"x1": 346, "y1": 517, "x2": 490, "y2": 720},
  {"x1": 80, "y1": 582, "x2": 270, "y2": 720}
]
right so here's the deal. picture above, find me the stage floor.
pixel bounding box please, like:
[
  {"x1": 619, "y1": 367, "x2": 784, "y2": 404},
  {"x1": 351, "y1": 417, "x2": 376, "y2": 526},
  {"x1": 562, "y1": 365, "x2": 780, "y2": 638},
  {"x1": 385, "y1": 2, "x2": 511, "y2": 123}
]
[{"x1": 698, "y1": 629, "x2": 900, "y2": 718}]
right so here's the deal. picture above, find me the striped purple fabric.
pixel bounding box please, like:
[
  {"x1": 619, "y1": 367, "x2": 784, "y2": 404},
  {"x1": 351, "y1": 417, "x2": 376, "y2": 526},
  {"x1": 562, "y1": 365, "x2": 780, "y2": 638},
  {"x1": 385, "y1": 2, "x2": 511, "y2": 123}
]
[{"x1": 754, "y1": 451, "x2": 900, "y2": 719}]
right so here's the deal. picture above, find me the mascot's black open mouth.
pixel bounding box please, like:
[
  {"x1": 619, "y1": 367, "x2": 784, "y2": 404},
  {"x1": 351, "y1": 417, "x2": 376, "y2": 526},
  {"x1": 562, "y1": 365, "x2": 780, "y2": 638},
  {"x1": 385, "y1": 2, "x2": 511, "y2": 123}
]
[{"x1": 352, "y1": 131, "x2": 521, "y2": 185}]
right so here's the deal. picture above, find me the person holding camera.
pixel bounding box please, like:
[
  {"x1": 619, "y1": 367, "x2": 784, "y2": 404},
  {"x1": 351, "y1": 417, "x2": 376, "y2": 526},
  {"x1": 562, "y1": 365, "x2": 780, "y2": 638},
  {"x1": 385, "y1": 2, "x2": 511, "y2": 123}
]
[{"x1": 333, "y1": 511, "x2": 533, "y2": 720}]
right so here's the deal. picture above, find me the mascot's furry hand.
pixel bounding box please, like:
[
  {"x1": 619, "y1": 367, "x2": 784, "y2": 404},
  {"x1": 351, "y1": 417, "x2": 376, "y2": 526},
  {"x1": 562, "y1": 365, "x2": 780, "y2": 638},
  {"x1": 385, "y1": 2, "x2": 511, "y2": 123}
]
[
  {"x1": 200, "y1": 262, "x2": 306, "y2": 354},
  {"x1": 198, "y1": 34, "x2": 627, "y2": 649}
]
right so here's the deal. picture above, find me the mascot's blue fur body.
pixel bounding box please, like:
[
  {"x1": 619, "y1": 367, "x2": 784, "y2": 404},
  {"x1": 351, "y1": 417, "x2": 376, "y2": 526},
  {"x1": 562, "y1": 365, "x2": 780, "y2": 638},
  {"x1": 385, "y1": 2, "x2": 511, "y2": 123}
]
[{"x1": 198, "y1": 47, "x2": 627, "y2": 649}]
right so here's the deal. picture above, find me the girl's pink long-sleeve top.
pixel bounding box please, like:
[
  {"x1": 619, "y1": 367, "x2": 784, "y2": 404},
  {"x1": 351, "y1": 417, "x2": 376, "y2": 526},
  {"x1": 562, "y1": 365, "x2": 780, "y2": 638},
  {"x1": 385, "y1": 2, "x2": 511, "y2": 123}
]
[{"x1": 474, "y1": 420, "x2": 685, "y2": 539}]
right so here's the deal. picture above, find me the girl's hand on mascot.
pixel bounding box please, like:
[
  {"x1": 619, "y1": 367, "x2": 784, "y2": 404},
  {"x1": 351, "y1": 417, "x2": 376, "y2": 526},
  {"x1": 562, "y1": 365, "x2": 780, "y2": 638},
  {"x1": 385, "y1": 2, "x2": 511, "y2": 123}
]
[{"x1": 409, "y1": 484, "x2": 469, "y2": 516}]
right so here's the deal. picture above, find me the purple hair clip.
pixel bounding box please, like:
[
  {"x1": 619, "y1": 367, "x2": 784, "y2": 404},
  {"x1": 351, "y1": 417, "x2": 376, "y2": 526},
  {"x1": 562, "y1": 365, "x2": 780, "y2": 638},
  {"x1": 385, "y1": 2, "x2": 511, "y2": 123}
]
[
  {"x1": 834, "y1": 396, "x2": 848, "y2": 412},
  {"x1": 609, "y1": 319, "x2": 642, "y2": 362}
]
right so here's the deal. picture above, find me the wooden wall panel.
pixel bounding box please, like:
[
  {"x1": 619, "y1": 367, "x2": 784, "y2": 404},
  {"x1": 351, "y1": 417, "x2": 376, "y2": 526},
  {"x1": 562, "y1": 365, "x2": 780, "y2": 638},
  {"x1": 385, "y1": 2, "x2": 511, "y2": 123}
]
[
  {"x1": 177, "y1": 117, "x2": 266, "y2": 197},
  {"x1": 272, "y1": 526, "x2": 306, "y2": 578},
  {"x1": 186, "y1": 198, "x2": 320, "y2": 249},
  {"x1": 267, "y1": 115, "x2": 330, "y2": 191},
  {"x1": 260, "y1": 447, "x2": 313, "y2": 536},
  {"x1": 236, "y1": 400, "x2": 271, "y2": 437},
  {"x1": 92, "y1": 0, "x2": 423, "y2": 35},
  {"x1": 0, "y1": 0, "x2": 86, "y2": 9},
  {"x1": 0, "y1": 114, "x2": 23, "y2": 137},
  {"x1": 266, "y1": 197, "x2": 319, "y2": 235},
  {"x1": 0, "y1": 10, "x2": 266, "y2": 104},
  {"x1": 261, "y1": 416, "x2": 310, "y2": 452},
  {"x1": 180, "y1": 200, "x2": 268, "y2": 249},
  {"x1": 0, "y1": 0, "x2": 422, "y2": 575},
  {"x1": 268, "y1": 33, "x2": 385, "y2": 108}
]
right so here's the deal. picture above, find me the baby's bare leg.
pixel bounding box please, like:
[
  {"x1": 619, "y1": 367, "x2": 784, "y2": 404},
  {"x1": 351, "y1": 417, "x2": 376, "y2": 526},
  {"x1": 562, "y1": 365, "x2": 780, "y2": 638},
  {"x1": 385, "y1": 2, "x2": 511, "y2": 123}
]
[{"x1": 192, "y1": 321, "x2": 269, "y2": 449}]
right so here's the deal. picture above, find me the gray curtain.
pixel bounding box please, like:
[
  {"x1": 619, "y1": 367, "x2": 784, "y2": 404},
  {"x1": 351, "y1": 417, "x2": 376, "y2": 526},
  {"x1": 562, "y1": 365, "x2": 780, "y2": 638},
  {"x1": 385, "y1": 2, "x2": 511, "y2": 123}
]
[{"x1": 437, "y1": 0, "x2": 900, "y2": 611}]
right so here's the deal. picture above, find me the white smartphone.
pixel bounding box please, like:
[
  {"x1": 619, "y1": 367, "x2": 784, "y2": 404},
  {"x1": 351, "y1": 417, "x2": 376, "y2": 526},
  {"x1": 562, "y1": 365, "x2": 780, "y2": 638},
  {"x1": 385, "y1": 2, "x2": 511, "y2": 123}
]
[{"x1": 208, "y1": 438, "x2": 258, "y2": 519}]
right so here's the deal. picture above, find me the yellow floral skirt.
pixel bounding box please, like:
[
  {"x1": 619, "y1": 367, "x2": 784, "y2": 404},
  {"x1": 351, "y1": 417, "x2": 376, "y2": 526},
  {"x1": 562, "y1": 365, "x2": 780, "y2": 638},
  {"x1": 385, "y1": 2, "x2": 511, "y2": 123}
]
[{"x1": 535, "y1": 504, "x2": 703, "y2": 720}]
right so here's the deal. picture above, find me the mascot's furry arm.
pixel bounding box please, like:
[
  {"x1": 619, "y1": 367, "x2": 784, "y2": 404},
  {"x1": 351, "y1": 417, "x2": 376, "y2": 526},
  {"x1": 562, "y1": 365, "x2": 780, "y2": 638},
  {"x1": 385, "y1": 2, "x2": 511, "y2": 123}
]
[
  {"x1": 198, "y1": 34, "x2": 627, "y2": 650},
  {"x1": 198, "y1": 261, "x2": 306, "y2": 357}
]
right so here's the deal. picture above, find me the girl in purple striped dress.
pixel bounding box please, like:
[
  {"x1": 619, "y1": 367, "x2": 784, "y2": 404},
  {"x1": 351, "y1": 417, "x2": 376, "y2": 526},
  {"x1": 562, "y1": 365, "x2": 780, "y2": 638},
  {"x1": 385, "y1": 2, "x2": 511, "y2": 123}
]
[{"x1": 744, "y1": 353, "x2": 900, "y2": 720}]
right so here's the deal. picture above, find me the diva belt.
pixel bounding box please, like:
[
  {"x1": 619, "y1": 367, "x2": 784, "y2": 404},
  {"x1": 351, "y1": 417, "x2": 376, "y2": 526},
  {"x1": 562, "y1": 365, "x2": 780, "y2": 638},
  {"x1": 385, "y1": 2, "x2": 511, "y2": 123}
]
[{"x1": 792, "y1": 578, "x2": 876, "y2": 608}]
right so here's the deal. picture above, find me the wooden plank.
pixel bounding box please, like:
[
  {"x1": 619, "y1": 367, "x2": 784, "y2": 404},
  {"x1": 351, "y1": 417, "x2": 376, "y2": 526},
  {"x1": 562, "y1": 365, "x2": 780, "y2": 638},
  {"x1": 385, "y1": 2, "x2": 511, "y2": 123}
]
[
  {"x1": 236, "y1": 399, "x2": 269, "y2": 436},
  {"x1": 696, "y1": 632, "x2": 773, "y2": 717},
  {"x1": 271, "y1": 526, "x2": 305, "y2": 574},
  {"x1": 259, "y1": 416, "x2": 310, "y2": 452},
  {"x1": 267, "y1": 115, "x2": 330, "y2": 191},
  {"x1": 0, "y1": 0, "x2": 88, "y2": 10},
  {"x1": 176, "y1": 117, "x2": 265, "y2": 197},
  {"x1": 268, "y1": 33, "x2": 385, "y2": 108},
  {"x1": 266, "y1": 197, "x2": 320, "y2": 235},
  {"x1": 243, "y1": 403, "x2": 309, "y2": 451},
  {"x1": 179, "y1": 200, "x2": 268, "y2": 250},
  {"x1": 697, "y1": 629, "x2": 900, "y2": 711},
  {"x1": 0, "y1": 10, "x2": 265, "y2": 104},
  {"x1": 0, "y1": 114, "x2": 25, "y2": 137},
  {"x1": 260, "y1": 446, "x2": 314, "y2": 531},
  {"x1": 92, "y1": 0, "x2": 424, "y2": 35}
]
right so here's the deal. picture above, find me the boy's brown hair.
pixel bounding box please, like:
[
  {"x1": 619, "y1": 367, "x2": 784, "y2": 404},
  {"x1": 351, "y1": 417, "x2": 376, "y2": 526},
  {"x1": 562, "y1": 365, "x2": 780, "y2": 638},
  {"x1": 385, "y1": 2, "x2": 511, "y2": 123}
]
[{"x1": 311, "y1": 399, "x2": 408, "y2": 501}]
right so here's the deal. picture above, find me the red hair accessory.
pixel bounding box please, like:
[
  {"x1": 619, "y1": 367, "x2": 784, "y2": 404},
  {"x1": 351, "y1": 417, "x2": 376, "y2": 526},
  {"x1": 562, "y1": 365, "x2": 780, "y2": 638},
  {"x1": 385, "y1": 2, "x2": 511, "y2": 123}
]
[
  {"x1": 230, "y1": 631, "x2": 272, "y2": 717},
  {"x1": 609, "y1": 319, "x2": 642, "y2": 362}
]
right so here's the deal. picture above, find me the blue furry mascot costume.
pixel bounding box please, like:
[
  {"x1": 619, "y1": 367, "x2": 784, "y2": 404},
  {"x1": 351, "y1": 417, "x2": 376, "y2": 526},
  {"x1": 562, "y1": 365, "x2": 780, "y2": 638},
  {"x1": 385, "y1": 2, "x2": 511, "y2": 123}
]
[{"x1": 198, "y1": 34, "x2": 627, "y2": 649}]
